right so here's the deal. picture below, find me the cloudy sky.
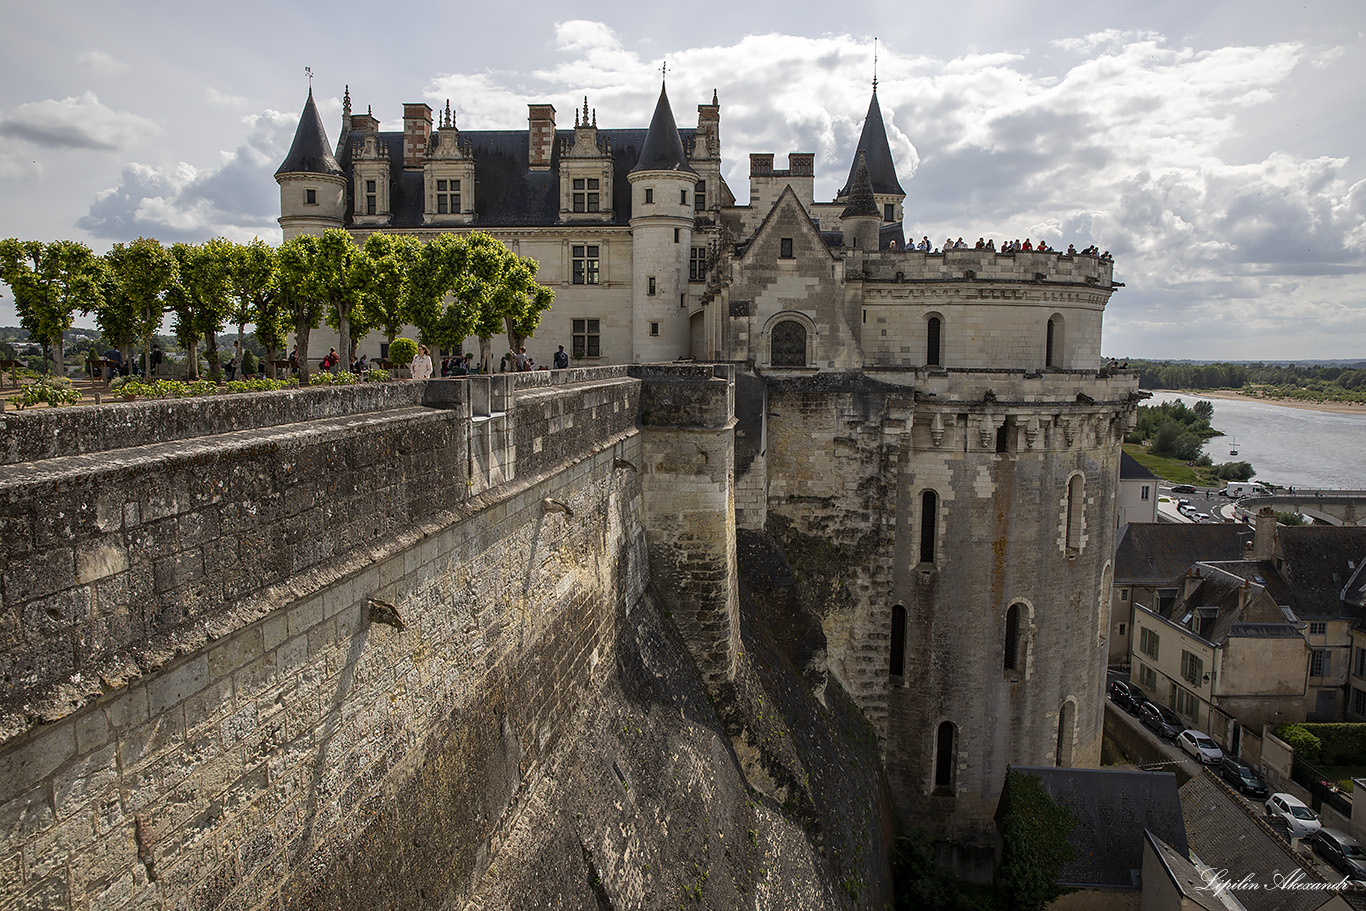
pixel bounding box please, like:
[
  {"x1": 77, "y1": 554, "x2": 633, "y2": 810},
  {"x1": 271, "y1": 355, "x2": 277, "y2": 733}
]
[{"x1": 1, "y1": 1, "x2": 1363, "y2": 360}]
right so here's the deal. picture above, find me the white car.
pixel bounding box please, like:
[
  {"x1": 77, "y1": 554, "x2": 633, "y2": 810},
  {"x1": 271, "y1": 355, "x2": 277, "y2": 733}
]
[
  {"x1": 1177, "y1": 729, "x2": 1223, "y2": 764},
  {"x1": 1266, "y1": 793, "x2": 1322, "y2": 838}
]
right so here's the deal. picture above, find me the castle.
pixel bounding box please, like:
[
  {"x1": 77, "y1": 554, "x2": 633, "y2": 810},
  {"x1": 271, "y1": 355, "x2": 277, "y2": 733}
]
[{"x1": 276, "y1": 78, "x2": 1140, "y2": 866}]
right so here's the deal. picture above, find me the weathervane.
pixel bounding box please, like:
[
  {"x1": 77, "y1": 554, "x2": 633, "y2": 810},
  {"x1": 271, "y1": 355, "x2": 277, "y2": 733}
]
[
  {"x1": 661, "y1": 60, "x2": 668, "y2": 82},
  {"x1": 873, "y1": 38, "x2": 878, "y2": 90},
  {"x1": 305, "y1": 66, "x2": 313, "y2": 89}
]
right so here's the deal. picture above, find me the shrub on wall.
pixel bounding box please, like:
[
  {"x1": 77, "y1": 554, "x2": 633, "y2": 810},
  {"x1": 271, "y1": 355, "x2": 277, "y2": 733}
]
[
  {"x1": 997, "y1": 769, "x2": 1077, "y2": 911},
  {"x1": 1285, "y1": 723, "x2": 1366, "y2": 766},
  {"x1": 1274, "y1": 724, "x2": 1323, "y2": 764},
  {"x1": 389, "y1": 338, "x2": 418, "y2": 368}
]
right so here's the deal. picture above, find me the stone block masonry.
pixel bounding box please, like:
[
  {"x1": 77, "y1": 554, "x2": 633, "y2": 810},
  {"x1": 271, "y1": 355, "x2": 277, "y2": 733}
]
[{"x1": 0, "y1": 370, "x2": 656, "y2": 911}]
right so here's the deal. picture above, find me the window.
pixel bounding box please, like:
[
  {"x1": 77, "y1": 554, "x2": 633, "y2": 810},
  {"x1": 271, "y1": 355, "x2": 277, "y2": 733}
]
[
  {"x1": 571, "y1": 319, "x2": 600, "y2": 359},
  {"x1": 680, "y1": 189, "x2": 687, "y2": 205},
  {"x1": 436, "y1": 179, "x2": 460, "y2": 214},
  {"x1": 1004, "y1": 604, "x2": 1024, "y2": 674},
  {"x1": 1140, "y1": 626, "x2": 1160, "y2": 660},
  {"x1": 1141, "y1": 485, "x2": 1150, "y2": 501},
  {"x1": 571, "y1": 245, "x2": 600, "y2": 285},
  {"x1": 995, "y1": 421, "x2": 1009, "y2": 454},
  {"x1": 674, "y1": 227, "x2": 680, "y2": 244},
  {"x1": 926, "y1": 316, "x2": 942, "y2": 367},
  {"x1": 649, "y1": 321, "x2": 659, "y2": 337},
  {"x1": 770, "y1": 320, "x2": 806, "y2": 367},
  {"x1": 1353, "y1": 687, "x2": 1366, "y2": 718},
  {"x1": 883, "y1": 203, "x2": 894, "y2": 222},
  {"x1": 1356, "y1": 647, "x2": 1366, "y2": 678},
  {"x1": 1309, "y1": 621, "x2": 1327, "y2": 636},
  {"x1": 305, "y1": 188, "x2": 317, "y2": 205},
  {"x1": 779, "y1": 237, "x2": 794, "y2": 259},
  {"x1": 690, "y1": 247, "x2": 706, "y2": 281},
  {"x1": 934, "y1": 721, "x2": 956, "y2": 793},
  {"x1": 644, "y1": 188, "x2": 653, "y2": 204},
  {"x1": 695, "y1": 179, "x2": 706, "y2": 212},
  {"x1": 366, "y1": 179, "x2": 377, "y2": 216},
  {"x1": 1118, "y1": 623, "x2": 1127, "y2": 637},
  {"x1": 1137, "y1": 662, "x2": 1157, "y2": 692},
  {"x1": 1056, "y1": 701, "x2": 1075, "y2": 767},
  {"x1": 572, "y1": 178, "x2": 599, "y2": 213},
  {"x1": 1066, "y1": 475, "x2": 1084, "y2": 551},
  {"x1": 1174, "y1": 686, "x2": 1200, "y2": 723},
  {"x1": 890, "y1": 605, "x2": 907, "y2": 677},
  {"x1": 647, "y1": 277, "x2": 656, "y2": 296},
  {"x1": 1120, "y1": 588, "x2": 1129, "y2": 602},
  {"x1": 1046, "y1": 315, "x2": 1061, "y2": 367},
  {"x1": 919, "y1": 491, "x2": 937, "y2": 564},
  {"x1": 1181, "y1": 650, "x2": 1204, "y2": 686},
  {"x1": 1312, "y1": 649, "x2": 1330, "y2": 678}
]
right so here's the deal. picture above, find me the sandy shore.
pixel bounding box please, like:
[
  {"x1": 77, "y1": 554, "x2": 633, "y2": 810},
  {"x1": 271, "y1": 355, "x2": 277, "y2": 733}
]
[{"x1": 1152, "y1": 388, "x2": 1366, "y2": 416}]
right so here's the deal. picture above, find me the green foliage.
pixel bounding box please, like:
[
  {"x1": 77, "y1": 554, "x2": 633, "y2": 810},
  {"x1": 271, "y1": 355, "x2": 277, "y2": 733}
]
[
  {"x1": 1275, "y1": 724, "x2": 1323, "y2": 763},
  {"x1": 361, "y1": 233, "x2": 420, "y2": 344},
  {"x1": 102, "y1": 237, "x2": 177, "y2": 375},
  {"x1": 8, "y1": 376, "x2": 81, "y2": 409},
  {"x1": 1129, "y1": 399, "x2": 1218, "y2": 451},
  {"x1": 276, "y1": 234, "x2": 326, "y2": 378},
  {"x1": 1213, "y1": 461, "x2": 1255, "y2": 481},
  {"x1": 388, "y1": 337, "x2": 418, "y2": 367},
  {"x1": 167, "y1": 239, "x2": 234, "y2": 380},
  {"x1": 1279, "y1": 724, "x2": 1366, "y2": 766},
  {"x1": 110, "y1": 376, "x2": 296, "y2": 399},
  {"x1": 891, "y1": 830, "x2": 997, "y2": 911},
  {"x1": 1275, "y1": 511, "x2": 1307, "y2": 526},
  {"x1": 997, "y1": 770, "x2": 1077, "y2": 911},
  {"x1": 1131, "y1": 359, "x2": 1366, "y2": 404},
  {"x1": 308, "y1": 370, "x2": 359, "y2": 386},
  {"x1": 0, "y1": 238, "x2": 103, "y2": 373},
  {"x1": 362, "y1": 368, "x2": 390, "y2": 382},
  {"x1": 239, "y1": 349, "x2": 259, "y2": 376}
]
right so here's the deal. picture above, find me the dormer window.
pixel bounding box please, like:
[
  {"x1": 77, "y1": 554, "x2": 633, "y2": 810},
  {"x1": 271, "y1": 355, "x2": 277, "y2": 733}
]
[
  {"x1": 573, "y1": 178, "x2": 600, "y2": 213},
  {"x1": 695, "y1": 180, "x2": 706, "y2": 212},
  {"x1": 366, "y1": 180, "x2": 377, "y2": 216},
  {"x1": 436, "y1": 179, "x2": 460, "y2": 214}
]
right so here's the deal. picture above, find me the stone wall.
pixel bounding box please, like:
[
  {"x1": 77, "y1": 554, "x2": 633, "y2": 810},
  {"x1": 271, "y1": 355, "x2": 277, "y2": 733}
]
[{"x1": 0, "y1": 373, "x2": 650, "y2": 911}]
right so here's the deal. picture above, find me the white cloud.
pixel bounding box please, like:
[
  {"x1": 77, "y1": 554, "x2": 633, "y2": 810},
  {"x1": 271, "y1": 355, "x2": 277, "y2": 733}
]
[
  {"x1": 204, "y1": 88, "x2": 251, "y2": 108},
  {"x1": 75, "y1": 47, "x2": 128, "y2": 76},
  {"x1": 0, "y1": 91, "x2": 156, "y2": 151}
]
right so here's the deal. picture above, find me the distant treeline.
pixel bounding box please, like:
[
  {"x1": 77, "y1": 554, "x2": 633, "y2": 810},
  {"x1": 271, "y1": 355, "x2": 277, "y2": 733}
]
[{"x1": 1130, "y1": 359, "x2": 1366, "y2": 403}]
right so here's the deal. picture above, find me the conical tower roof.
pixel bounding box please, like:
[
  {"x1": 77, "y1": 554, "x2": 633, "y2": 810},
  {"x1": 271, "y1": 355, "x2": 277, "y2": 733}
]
[
  {"x1": 275, "y1": 89, "x2": 343, "y2": 178},
  {"x1": 837, "y1": 88, "x2": 903, "y2": 198},
  {"x1": 631, "y1": 83, "x2": 695, "y2": 175},
  {"x1": 840, "y1": 152, "x2": 880, "y2": 218}
]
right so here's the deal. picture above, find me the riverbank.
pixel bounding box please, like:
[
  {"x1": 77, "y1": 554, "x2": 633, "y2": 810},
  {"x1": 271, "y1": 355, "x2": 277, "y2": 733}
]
[{"x1": 1152, "y1": 388, "x2": 1366, "y2": 416}]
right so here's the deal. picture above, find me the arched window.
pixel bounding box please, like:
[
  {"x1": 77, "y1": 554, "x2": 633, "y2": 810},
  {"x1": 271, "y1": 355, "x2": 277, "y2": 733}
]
[
  {"x1": 1004, "y1": 603, "x2": 1025, "y2": 674},
  {"x1": 926, "y1": 315, "x2": 942, "y2": 367},
  {"x1": 1045, "y1": 315, "x2": 1062, "y2": 368},
  {"x1": 1066, "y1": 474, "x2": 1084, "y2": 551},
  {"x1": 890, "y1": 605, "x2": 907, "y2": 677},
  {"x1": 1056, "y1": 700, "x2": 1076, "y2": 767},
  {"x1": 919, "y1": 490, "x2": 937, "y2": 565},
  {"x1": 1098, "y1": 561, "x2": 1112, "y2": 644},
  {"x1": 934, "y1": 721, "x2": 956, "y2": 793},
  {"x1": 770, "y1": 320, "x2": 806, "y2": 367}
]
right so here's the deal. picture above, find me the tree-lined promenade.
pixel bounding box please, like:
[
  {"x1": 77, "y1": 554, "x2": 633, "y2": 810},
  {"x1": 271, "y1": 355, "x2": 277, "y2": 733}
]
[{"x1": 0, "y1": 229, "x2": 553, "y2": 382}]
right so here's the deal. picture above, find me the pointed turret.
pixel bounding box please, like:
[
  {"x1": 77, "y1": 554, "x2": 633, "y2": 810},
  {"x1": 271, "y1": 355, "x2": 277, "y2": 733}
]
[
  {"x1": 631, "y1": 83, "x2": 695, "y2": 175},
  {"x1": 841, "y1": 152, "x2": 881, "y2": 251},
  {"x1": 275, "y1": 89, "x2": 343, "y2": 178},
  {"x1": 836, "y1": 87, "x2": 903, "y2": 199}
]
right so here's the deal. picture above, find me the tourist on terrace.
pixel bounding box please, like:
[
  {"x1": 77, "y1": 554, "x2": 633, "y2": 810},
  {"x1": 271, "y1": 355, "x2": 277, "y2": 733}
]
[
  {"x1": 411, "y1": 345, "x2": 433, "y2": 380},
  {"x1": 975, "y1": 238, "x2": 986, "y2": 249},
  {"x1": 917, "y1": 236, "x2": 931, "y2": 252}
]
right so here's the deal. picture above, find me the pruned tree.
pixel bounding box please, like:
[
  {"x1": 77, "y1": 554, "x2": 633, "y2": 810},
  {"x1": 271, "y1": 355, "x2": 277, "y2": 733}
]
[
  {"x1": 167, "y1": 239, "x2": 234, "y2": 381},
  {"x1": 225, "y1": 239, "x2": 285, "y2": 377},
  {"x1": 102, "y1": 237, "x2": 177, "y2": 378},
  {"x1": 361, "y1": 233, "x2": 420, "y2": 349},
  {"x1": 0, "y1": 239, "x2": 103, "y2": 375},
  {"x1": 316, "y1": 228, "x2": 370, "y2": 365},
  {"x1": 276, "y1": 234, "x2": 325, "y2": 381}
]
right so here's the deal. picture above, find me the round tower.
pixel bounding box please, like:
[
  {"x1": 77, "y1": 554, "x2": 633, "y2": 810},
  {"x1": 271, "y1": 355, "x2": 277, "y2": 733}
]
[
  {"x1": 840, "y1": 151, "x2": 882, "y2": 253},
  {"x1": 276, "y1": 89, "x2": 347, "y2": 240},
  {"x1": 629, "y1": 82, "x2": 697, "y2": 363}
]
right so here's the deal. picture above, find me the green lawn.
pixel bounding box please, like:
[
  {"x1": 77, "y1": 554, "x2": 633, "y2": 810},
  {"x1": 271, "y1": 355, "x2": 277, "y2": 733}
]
[
  {"x1": 1122, "y1": 443, "x2": 1222, "y2": 487},
  {"x1": 1321, "y1": 767, "x2": 1366, "y2": 792}
]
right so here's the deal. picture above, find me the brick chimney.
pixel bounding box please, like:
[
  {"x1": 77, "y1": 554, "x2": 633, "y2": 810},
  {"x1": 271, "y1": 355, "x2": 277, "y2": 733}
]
[
  {"x1": 403, "y1": 103, "x2": 433, "y2": 169},
  {"x1": 1253, "y1": 508, "x2": 1277, "y2": 562},
  {"x1": 528, "y1": 104, "x2": 556, "y2": 171}
]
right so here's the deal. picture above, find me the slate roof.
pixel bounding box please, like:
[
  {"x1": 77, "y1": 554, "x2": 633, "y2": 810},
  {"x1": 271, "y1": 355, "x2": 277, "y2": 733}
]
[
  {"x1": 277, "y1": 90, "x2": 343, "y2": 178},
  {"x1": 1275, "y1": 526, "x2": 1366, "y2": 620},
  {"x1": 1114, "y1": 523, "x2": 1250, "y2": 586},
  {"x1": 1142, "y1": 830, "x2": 1225, "y2": 911},
  {"x1": 1119, "y1": 450, "x2": 1158, "y2": 481},
  {"x1": 1158, "y1": 562, "x2": 1298, "y2": 645},
  {"x1": 334, "y1": 125, "x2": 697, "y2": 229},
  {"x1": 837, "y1": 88, "x2": 904, "y2": 199},
  {"x1": 1008, "y1": 767, "x2": 1188, "y2": 890},
  {"x1": 631, "y1": 83, "x2": 695, "y2": 175}
]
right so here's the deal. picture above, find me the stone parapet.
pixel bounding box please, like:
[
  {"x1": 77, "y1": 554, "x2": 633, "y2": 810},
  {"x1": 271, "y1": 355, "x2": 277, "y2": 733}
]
[{"x1": 862, "y1": 248, "x2": 1114, "y2": 287}]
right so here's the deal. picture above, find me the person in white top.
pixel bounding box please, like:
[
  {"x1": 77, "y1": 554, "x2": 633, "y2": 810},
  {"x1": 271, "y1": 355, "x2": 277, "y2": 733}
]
[{"x1": 411, "y1": 345, "x2": 433, "y2": 380}]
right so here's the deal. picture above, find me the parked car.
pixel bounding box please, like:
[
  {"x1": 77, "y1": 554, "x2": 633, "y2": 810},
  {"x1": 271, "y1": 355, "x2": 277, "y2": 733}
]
[
  {"x1": 1265, "y1": 793, "x2": 1322, "y2": 838},
  {"x1": 1312, "y1": 828, "x2": 1366, "y2": 879},
  {"x1": 1108, "y1": 679, "x2": 1149, "y2": 715},
  {"x1": 1176, "y1": 499, "x2": 1191, "y2": 509},
  {"x1": 1171, "y1": 484, "x2": 1197, "y2": 494},
  {"x1": 1139, "y1": 702, "x2": 1183, "y2": 740},
  {"x1": 1178, "y1": 729, "x2": 1224, "y2": 764},
  {"x1": 1219, "y1": 757, "x2": 1269, "y2": 797},
  {"x1": 1195, "y1": 513, "x2": 1213, "y2": 523}
]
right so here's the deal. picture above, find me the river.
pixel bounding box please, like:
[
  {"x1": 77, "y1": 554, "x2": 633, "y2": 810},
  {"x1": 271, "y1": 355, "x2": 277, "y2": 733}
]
[{"x1": 1146, "y1": 391, "x2": 1366, "y2": 490}]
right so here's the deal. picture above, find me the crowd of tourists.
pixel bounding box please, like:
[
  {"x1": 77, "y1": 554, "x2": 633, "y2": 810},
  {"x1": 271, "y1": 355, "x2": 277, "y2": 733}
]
[{"x1": 909, "y1": 235, "x2": 1110, "y2": 260}]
